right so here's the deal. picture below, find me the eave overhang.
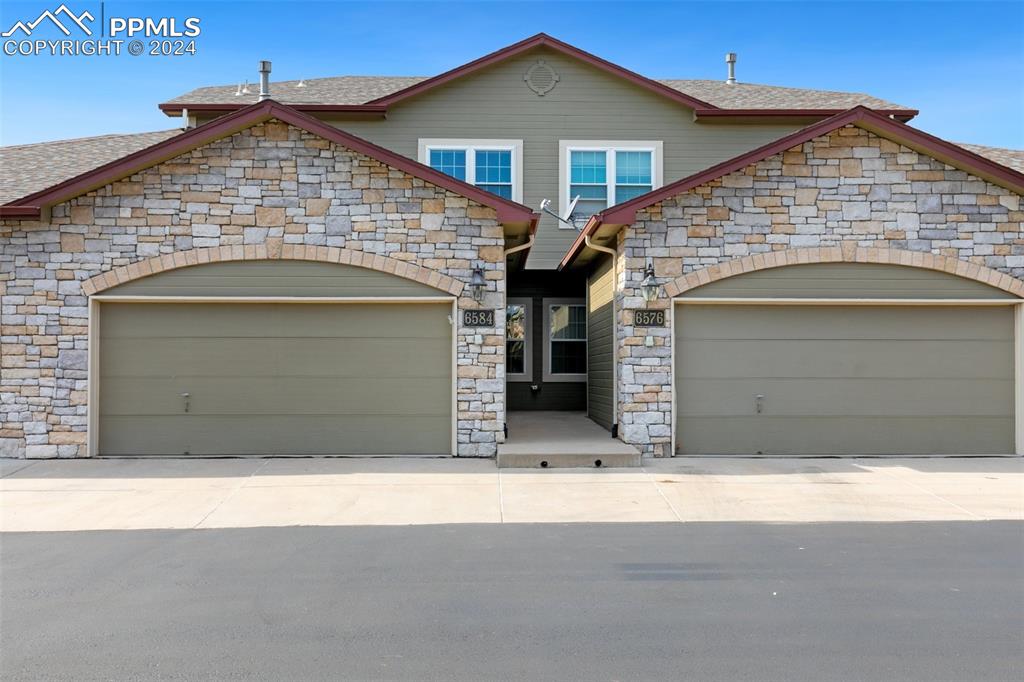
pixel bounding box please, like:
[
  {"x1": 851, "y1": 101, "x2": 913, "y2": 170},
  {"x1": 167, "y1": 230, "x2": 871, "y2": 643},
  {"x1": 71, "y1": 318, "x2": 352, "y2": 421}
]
[
  {"x1": 158, "y1": 103, "x2": 389, "y2": 119},
  {"x1": 692, "y1": 108, "x2": 919, "y2": 123}
]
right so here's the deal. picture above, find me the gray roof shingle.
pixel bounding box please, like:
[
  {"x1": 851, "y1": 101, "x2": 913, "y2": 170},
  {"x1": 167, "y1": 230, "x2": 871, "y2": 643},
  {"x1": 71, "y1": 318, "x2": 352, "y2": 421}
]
[
  {"x1": 164, "y1": 75, "x2": 912, "y2": 111},
  {"x1": 0, "y1": 129, "x2": 181, "y2": 204},
  {"x1": 658, "y1": 79, "x2": 911, "y2": 110},
  {"x1": 165, "y1": 76, "x2": 427, "y2": 106},
  {"x1": 957, "y1": 143, "x2": 1024, "y2": 173}
]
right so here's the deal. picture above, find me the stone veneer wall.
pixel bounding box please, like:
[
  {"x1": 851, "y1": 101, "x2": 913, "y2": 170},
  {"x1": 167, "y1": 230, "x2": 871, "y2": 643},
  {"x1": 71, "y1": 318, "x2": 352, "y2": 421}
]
[
  {"x1": 0, "y1": 120, "x2": 506, "y2": 458},
  {"x1": 616, "y1": 125, "x2": 1024, "y2": 456}
]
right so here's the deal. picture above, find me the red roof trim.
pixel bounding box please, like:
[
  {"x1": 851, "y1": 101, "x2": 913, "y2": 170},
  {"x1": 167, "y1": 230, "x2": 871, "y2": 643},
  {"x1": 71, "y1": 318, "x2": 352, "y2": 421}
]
[
  {"x1": 0, "y1": 205, "x2": 41, "y2": 217},
  {"x1": 1, "y1": 100, "x2": 539, "y2": 225},
  {"x1": 158, "y1": 103, "x2": 387, "y2": 115},
  {"x1": 364, "y1": 33, "x2": 717, "y2": 111},
  {"x1": 694, "y1": 107, "x2": 919, "y2": 122},
  {"x1": 160, "y1": 103, "x2": 919, "y2": 124},
  {"x1": 559, "y1": 106, "x2": 1024, "y2": 269}
]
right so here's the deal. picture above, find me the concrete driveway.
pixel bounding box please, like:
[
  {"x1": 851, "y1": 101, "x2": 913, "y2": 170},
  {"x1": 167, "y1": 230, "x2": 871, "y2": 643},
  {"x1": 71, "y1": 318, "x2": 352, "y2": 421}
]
[{"x1": 2, "y1": 456, "x2": 1021, "y2": 531}]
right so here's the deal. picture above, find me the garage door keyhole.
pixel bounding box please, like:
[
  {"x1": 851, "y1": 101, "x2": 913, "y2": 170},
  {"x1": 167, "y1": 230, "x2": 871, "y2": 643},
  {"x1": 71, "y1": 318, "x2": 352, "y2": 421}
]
[
  {"x1": 755, "y1": 394, "x2": 764, "y2": 414},
  {"x1": 181, "y1": 392, "x2": 191, "y2": 414}
]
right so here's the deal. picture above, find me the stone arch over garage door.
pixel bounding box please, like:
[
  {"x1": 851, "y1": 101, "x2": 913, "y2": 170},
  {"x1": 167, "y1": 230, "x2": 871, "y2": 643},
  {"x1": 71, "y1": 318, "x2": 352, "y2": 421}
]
[
  {"x1": 82, "y1": 244, "x2": 465, "y2": 297},
  {"x1": 670, "y1": 257, "x2": 1019, "y2": 456},
  {"x1": 664, "y1": 246, "x2": 1024, "y2": 299},
  {"x1": 91, "y1": 256, "x2": 458, "y2": 456}
]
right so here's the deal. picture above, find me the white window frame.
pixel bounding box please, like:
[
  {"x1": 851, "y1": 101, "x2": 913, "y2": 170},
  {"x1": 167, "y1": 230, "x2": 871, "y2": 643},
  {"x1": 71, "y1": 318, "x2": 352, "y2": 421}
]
[
  {"x1": 506, "y1": 297, "x2": 533, "y2": 382},
  {"x1": 558, "y1": 140, "x2": 664, "y2": 228},
  {"x1": 418, "y1": 139, "x2": 524, "y2": 203},
  {"x1": 542, "y1": 297, "x2": 587, "y2": 383}
]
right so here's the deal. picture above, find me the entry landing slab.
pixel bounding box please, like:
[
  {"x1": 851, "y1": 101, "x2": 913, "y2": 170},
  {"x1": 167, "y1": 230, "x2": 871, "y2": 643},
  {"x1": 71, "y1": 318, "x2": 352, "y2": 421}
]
[{"x1": 498, "y1": 411, "x2": 642, "y2": 468}]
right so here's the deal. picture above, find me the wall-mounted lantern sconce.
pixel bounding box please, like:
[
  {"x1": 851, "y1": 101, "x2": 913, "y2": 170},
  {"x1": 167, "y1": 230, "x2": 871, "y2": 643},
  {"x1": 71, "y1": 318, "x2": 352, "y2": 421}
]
[
  {"x1": 640, "y1": 263, "x2": 660, "y2": 303},
  {"x1": 469, "y1": 266, "x2": 486, "y2": 303}
]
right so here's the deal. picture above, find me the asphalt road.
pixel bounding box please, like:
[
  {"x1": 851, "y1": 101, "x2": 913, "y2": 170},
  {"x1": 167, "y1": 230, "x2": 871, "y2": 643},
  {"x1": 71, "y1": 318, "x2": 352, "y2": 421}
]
[{"x1": 2, "y1": 522, "x2": 1022, "y2": 681}]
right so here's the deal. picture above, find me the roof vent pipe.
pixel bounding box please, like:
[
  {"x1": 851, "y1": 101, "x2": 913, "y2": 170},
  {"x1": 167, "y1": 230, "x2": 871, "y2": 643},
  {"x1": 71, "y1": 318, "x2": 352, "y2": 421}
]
[
  {"x1": 258, "y1": 60, "x2": 272, "y2": 101},
  {"x1": 725, "y1": 52, "x2": 737, "y2": 85}
]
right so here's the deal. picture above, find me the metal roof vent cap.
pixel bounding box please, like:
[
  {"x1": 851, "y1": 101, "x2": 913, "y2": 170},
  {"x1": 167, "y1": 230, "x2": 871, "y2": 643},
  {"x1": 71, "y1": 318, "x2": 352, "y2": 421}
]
[
  {"x1": 725, "y1": 52, "x2": 737, "y2": 85},
  {"x1": 258, "y1": 60, "x2": 272, "y2": 101}
]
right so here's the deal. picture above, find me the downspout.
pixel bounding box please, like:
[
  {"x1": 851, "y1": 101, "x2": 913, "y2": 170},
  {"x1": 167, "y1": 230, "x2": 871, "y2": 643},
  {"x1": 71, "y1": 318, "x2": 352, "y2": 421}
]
[
  {"x1": 503, "y1": 234, "x2": 535, "y2": 258},
  {"x1": 584, "y1": 233, "x2": 619, "y2": 438}
]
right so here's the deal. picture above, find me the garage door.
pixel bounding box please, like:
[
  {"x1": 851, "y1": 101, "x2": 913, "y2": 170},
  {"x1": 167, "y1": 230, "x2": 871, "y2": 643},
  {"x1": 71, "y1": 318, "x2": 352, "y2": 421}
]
[
  {"x1": 96, "y1": 260, "x2": 453, "y2": 456},
  {"x1": 674, "y1": 264, "x2": 1017, "y2": 456},
  {"x1": 99, "y1": 302, "x2": 452, "y2": 455}
]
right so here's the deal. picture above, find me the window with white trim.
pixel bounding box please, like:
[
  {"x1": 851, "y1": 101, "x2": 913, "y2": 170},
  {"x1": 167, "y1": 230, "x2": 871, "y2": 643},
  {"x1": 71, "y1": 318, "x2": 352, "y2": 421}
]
[
  {"x1": 418, "y1": 139, "x2": 524, "y2": 202},
  {"x1": 559, "y1": 141, "x2": 663, "y2": 227},
  {"x1": 542, "y1": 298, "x2": 587, "y2": 382},
  {"x1": 506, "y1": 298, "x2": 532, "y2": 382}
]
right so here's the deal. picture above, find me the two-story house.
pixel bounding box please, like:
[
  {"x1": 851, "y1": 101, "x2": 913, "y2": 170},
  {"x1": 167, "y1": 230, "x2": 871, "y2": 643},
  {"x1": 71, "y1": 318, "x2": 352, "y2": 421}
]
[{"x1": 2, "y1": 34, "x2": 1023, "y2": 462}]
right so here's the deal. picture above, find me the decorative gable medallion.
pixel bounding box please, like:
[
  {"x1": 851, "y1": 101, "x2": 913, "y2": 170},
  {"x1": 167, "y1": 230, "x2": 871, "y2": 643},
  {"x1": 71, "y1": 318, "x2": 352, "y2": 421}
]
[{"x1": 524, "y1": 60, "x2": 559, "y2": 96}]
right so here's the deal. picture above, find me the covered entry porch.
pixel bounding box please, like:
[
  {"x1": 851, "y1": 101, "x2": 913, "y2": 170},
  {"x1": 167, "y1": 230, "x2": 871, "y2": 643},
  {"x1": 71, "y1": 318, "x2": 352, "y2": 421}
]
[{"x1": 498, "y1": 412, "x2": 641, "y2": 468}]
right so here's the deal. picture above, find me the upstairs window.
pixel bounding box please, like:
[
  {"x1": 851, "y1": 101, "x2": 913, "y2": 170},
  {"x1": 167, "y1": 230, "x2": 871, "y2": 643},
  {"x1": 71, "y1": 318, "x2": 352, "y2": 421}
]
[
  {"x1": 419, "y1": 139, "x2": 523, "y2": 202},
  {"x1": 560, "y1": 141, "x2": 663, "y2": 226},
  {"x1": 614, "y1": 150, "x2": 654, "y2": 202},
  {"x1": 429, "y1": 149, "x2": 467, "y2": 181},
  {"x1": 568, "y1": 151, "x2": 608, "y2": 219}
]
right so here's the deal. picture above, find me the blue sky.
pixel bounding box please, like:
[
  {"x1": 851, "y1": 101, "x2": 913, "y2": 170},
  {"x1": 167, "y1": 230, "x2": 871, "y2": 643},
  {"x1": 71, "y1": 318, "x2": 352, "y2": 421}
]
[{"x1": 1, "y1": 0, "x2": 1022, "y2": 147}]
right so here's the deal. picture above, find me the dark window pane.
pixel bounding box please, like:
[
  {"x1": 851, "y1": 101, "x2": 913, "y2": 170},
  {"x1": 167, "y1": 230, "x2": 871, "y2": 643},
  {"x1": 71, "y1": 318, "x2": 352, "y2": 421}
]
[
  {"x1": 550, "y1": 305, "x2": 586, "y2": 340},
  {"x1": 506, "y1": 304, "x2": 526, "y2": 340},
  {"x1": 551, "y1": 340, "x2": 586, "y2": 374},
  {"x1": 507, "y1": 340, "x2": 525, "y2": 374}
]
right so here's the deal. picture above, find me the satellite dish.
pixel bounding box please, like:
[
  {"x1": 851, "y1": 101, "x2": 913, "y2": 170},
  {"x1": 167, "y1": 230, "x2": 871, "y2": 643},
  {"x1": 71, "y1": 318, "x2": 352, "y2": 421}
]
[
  {"x1": 561, "y1": 195, "x2": 580, "y2": 222},
  {"x1": 539, "y1": 196, "x2": 588, "y2": 231}
]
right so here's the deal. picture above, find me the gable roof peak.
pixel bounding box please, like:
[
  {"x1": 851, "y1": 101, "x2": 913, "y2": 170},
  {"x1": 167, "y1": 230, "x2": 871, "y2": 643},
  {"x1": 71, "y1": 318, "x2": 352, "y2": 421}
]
[
  {"x1": 560, "y1": 105, "x2": 1024, "y2": 268},
  {"x1": 364, "y1": 31, "x2": 717, "y2": 110},
  {"x1": 0, "y1": 99, "x2": 538, "y2": 226}
]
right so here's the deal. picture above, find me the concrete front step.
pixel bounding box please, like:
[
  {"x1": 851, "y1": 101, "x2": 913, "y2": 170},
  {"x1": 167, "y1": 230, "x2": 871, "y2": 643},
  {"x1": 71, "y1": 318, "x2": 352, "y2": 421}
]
[
  {"x1": 498, "y1": 411, "x2": 643, "y2": 469},
  {"x1": 497, "y1": 451, "x2": 643, "y2": 469}
]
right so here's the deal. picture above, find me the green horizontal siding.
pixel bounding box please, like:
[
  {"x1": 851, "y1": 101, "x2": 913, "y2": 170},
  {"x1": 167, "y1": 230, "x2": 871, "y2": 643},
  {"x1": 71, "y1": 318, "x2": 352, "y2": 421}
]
[
  {"x1": 328, "y1": 47, "x2": 801, "y2": 269},
  {"x1": 587, "y1": 256, "x2": 614, "y2": 430}
]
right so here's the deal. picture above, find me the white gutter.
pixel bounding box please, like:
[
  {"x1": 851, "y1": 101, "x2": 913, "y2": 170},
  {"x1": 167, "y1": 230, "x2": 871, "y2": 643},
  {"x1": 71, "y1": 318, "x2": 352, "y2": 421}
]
[
  {"x1": 501, "y1": 233, "x2": 535, "y2": 441},
  {"x1": 584, "y1": 233, "x2": 619, "y2": 435},
  {"x1": 503, "y1": 234, "x2": 535, "y2": 257}
]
